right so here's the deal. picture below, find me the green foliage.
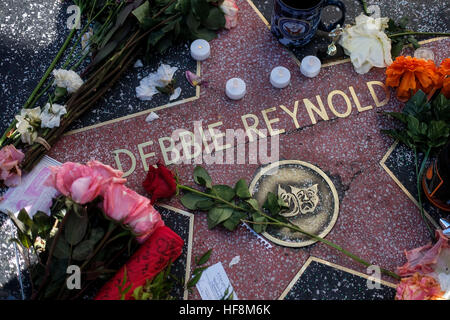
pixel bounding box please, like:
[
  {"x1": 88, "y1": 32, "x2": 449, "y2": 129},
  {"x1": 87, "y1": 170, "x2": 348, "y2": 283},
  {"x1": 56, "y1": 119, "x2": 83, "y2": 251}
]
[
  {"x1": 180, "y1": 166, "x2": 288, "y2": 234},
  {"x1": 9, "y1": 195, "x2": 135, "y2": 300},
  {"x1": 129, "y1": 249, "x2": 213, "y2": 299},
  {"x1": 382, "y1": 91, "x2": 450, "y2": 152},
  {"x1": 386, "y1": 17, "x2": 420, "y2": 58},
  {"x1": 132, "y1": 0, "x2": 225, "y2": 55},
  {"x1": 186, "y1": 249, "x2": 213, "y2": 290}
]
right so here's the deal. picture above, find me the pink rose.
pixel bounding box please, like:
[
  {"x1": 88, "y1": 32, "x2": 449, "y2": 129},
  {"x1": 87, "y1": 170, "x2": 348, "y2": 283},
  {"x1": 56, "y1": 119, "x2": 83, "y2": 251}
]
[
  {"x1": 102, "y1": 183, "x2": 164, "y2": 243},
  {"x1": 48, "y1": 161, "x2": 126, "y2": 204},
  {"x1": 102, "y1": 183, "x2": 148, "y2": 222},
  {"x1": 0, "y1": 145, "x2": 25, "y2": 187},
  {"x1": 220, "y1": 0, "x2": 239, "y2": 29},
  {"x1": 126, "y1": 203, "x2": 164, "y2": 243},
  {"x1": 87, "y1": 160, "x2": 126, "y2": 185}
]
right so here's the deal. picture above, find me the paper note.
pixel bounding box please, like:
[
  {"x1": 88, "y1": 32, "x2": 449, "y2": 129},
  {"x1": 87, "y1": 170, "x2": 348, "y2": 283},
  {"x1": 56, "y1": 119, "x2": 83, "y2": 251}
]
[
  {"x1": 0, "y1": 155, "x2": 61, "y2": 217},
  {"x1": 196, "y1": 262, "x2": 238, "y2": 300}
]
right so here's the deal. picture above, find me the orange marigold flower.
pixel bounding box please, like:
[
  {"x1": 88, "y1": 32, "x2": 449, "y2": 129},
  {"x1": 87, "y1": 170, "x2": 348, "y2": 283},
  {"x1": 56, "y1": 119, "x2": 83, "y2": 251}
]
[
  {"x1": 386, "y1": 56, "x2": 441, "y2": 101},
  {"x1": 438, "y1": 58, "x2": 450, "y2": 98},
  {"x1": 395, "y1": 273, "x2": 444, "y2": 300}
]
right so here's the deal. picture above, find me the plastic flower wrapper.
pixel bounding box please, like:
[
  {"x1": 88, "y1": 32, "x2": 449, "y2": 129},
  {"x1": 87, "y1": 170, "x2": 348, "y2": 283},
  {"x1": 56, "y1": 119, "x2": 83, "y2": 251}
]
[
  {"x1": 95, "y1": 226, "x2": 183, "y2": 300},
  {"x1": 136, "y1": 64, "x2": 182, "y2": 101},
  {"x1": 52, "y1": 69, "x2": 84, "y2": 94},
  {"x1": 220, "y1": 0, "x2": 239, "y2": 30},
  {"x1": 15, "y1": 107, "x2": 42, "y2": 145},
  {"x1": 0, "y1": 145, "x2": 25, "y2": 187},
  {"x1": 40, "y1": 103, "x2": 67, "y2": 129},
  {"x1": 339, "y1": 14, "x2": 393, "y2": 74}
]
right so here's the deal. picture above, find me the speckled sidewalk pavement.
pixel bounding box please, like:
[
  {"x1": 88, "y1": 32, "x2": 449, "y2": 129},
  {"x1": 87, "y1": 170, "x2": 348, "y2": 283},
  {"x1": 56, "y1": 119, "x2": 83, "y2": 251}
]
[{"x1": 0, "y1": 0, "x2": 449, "y2": 300}]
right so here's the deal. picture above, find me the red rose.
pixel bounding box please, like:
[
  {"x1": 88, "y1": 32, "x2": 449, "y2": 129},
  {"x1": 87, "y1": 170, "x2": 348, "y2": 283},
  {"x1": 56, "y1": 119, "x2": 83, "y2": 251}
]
[{"x1": 142, "y1": 160, "x2": 177, "y2": 204}]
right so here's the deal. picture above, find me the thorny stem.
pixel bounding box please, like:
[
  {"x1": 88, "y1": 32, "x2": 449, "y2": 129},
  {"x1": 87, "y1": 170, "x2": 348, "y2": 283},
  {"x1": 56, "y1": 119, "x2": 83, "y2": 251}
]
[{"x1": 177, "y1": 184, "x2": 401, "y2": 280}]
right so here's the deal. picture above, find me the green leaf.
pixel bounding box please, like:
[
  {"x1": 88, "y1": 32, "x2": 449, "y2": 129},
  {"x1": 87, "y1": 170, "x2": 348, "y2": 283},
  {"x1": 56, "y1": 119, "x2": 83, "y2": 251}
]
[
  {"x1": 148, "y1": 29, "x2": 166, "y2": 47},
  {"x1": 64, "y1": 210, "x2": 88, "y2": 246},
  {"x1": 192, "y1": 27, "x2": 217, "y2": 41},
  {"x1": 391, "y1": 41, "x2": 404, "y2": 58},
  {"x1": 186, "y1": 11, "x2": 201, "y2": 34},
  {"x1": 175, "y1": 0, "x2": 191, "y2": 15},
  {"x1": 251, "y1": 213, "x2": 267, "y2": 233},
  {"x1": 191, "y1": 0, "x2": 210, "y2": 21},
  {"x1": 246, "y1": 198, "x2": 259, "y2": 211},
  {"x1": 263, "y1": 192, "x2": 281, "y2": 215},
  {"x1": 234, "y1": 179, "x2": 251, "y2": 199},
  {"x1": 18, "y1": 209, "x2": 33, "y2": 229},
  {"x1": 384, "y1": 111, "x2": 408, "y2": 124},
  {"x1": 428, "y1": 121, "x2": 449, "y2": 147},
  {"x1": 193, "y1": 166, "x2": 212, "y2": 188},
  {"x1": 54, "y1": 87, "x2": 67, "y2": 100},
  {"x1": 32, "y1": 211, "x2": 53, "y2": 239},
  {"x1": 88, "y1": 227, "x2": 105, "y2": 245},
  {"x1": 196, "y1": 199, "x2": 215, "y2": 210},
  {"x1": 196, "y1": 249, "x2": 212, "y2": 265},
  {"x1": 52, "y1": 237, "x2": 71, "y2": 259},
  {"x1": 180, "y1": 192, "x2": 210, "y2": 210},
  {"x1": 203, "y1": 7, "x2": 225, "y2": 30},
  {"x1": 72, "y1": 239, "x2": 96, "y2": 261},
  {"x1": 187, "y1": 272, "x2": 202, "y2": 288},
  {"x1": 132, "y1": 0, "x2": 150, "y2": 25},
  {"x1": 222, "y1": 211, "x2": 246, "y2": 231},
  {"x1": 156, "y1": 36, "x2": 173, "y2": 54},
  {"x1": 207, "y1": 206, "x2": 233, "y2": 229},
  {"x1": 211, "y1": 185, "x2": 235, "y2": 201}
]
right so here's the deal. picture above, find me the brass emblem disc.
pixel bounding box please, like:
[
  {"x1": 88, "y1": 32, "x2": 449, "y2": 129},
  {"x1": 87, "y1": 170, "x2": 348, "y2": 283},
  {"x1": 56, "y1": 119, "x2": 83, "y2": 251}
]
[{"x1": 249, "y1": 160, "x2": 339, "y2": 247}]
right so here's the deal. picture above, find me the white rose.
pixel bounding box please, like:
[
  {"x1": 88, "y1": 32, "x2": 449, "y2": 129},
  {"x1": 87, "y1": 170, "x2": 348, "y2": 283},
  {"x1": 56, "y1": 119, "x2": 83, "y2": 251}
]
[
  {"x1": 52, "y1": 69, "x2": 84, "y2": 93},
  {"x1": 40, "y1": 103, "x2": 67, "y2": 129},
  {"x1": 339, "y1": 14, "x2": 393, "y2": 74}
]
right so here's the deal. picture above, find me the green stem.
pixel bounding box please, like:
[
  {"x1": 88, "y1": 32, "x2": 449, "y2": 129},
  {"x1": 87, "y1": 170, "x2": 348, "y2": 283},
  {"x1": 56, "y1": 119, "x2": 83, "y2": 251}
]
[
  {"x1": 359, "y1": 0, "x2": 370, "y2": 16},
  {"x1": 389, "y1": 31, "x2": 450, "y2": 38},
  {"x1": 177, "y1": 184, "x2": 401, "y2": 280},
  {"x1": 414, "y1": 147, "x2": 435, "y2": 239},
  {"x1": 80, "y1": 222, "x2": 117, "y2": 271}
]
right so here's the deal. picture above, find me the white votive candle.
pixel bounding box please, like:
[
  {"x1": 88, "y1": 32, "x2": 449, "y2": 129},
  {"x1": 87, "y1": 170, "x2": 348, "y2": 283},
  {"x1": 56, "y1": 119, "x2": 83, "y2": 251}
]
[
  {"x1": 226, "y1": 78, "x2": 246, "y2": 100},
  {"x1": 270, "y1": 66, "x2": 291, "y2": 88},
  {"x1": 190, "y1": 39, "x2": 210, "y2": 61},
  {"x1": 300, "y1": 55, "x2": 321, "y2": 78}
]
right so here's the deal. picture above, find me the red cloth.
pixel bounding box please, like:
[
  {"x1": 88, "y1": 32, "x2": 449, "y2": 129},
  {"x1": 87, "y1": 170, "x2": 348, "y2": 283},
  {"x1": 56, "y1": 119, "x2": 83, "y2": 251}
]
[{"x1": 94, "y1": 226, "x2": 184, "y2": 300}]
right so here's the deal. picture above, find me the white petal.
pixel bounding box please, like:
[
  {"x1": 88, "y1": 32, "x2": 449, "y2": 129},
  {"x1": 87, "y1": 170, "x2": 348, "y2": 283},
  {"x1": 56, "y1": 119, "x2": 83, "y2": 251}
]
[
  {"x1": 134, "y1": 59, "x2": 144, "y2": 68},
  {"x1": 169, "y1": 87, "x2": 182, "y2": 101},
  {"x1": 145, "y1": 112, "x2": 160, "y2": 123}
]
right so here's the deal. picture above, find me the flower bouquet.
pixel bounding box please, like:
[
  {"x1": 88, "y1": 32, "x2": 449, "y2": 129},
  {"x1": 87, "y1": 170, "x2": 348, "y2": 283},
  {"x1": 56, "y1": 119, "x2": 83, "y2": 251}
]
[
  {"x1": 8, "y1": 160, "x2": 183, "y2": 300},
  {"x1": 0, "y1": 0, "x2": 237, "y2": 187}
]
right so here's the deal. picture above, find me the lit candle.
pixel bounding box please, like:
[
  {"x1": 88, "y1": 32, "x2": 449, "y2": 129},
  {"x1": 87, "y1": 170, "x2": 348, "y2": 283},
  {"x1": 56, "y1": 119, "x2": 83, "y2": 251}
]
[
  {"x1": 300, "y1": 55, "x2": 321, "y2": 78},
  {"x1": 226, "y1": 78, "x2": 246, "y2": 100},
  {"x1": 270, "y1": 66, "x2": 291, "y2": 88},
  {"x1": 414, "y1": 47, "x2": 435, "y2": 61},
  {"x1": 190, "y1": 39, "x2": 210, "y2": 61}
]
